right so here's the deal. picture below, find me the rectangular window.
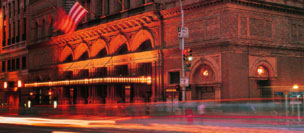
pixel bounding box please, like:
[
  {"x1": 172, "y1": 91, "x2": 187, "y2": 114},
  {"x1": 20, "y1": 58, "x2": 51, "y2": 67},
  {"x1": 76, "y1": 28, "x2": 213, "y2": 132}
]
[
  {"x1": 104, "y1": 0, "x2": 109, "y2": 15},
  {"x1": 12, "y1": 22, "x2": 15, "y2": 44},
  {"x1": 18, "y1": 0, "x2": 20, "y2": 14},
  {"x1": 96, "y1": 67, "x2": 107, "y2": 77},
  {"x1": 9, "y1": 3, "x2": 11, "y2": 18},
  {"x1": 17, "y1": 20, "x2": 20, "y2": 42},
  {"x1": 8, "y1": 24, "x2": 11, "y2": 45},
  {"x1": 2, "y1": 26, "x2": 6, "y2": 47},
  {"x1": 22, "y1": 18, "x2": 26, "y2": 41},
  {"x1": 16, "y1": 58, "x2": 20, "y2": 70},
  {"x1": 7, "y1": 60, "x2": 11, "y2": 72},
  {"x1": 124, "y1": 0, "x2": 130, "y2": 9},
  {"x1": 86, "y1": 0, "x2": 91, "y2": 21},
  {"x1": 12, "y1": 59, "x2": 15, "y2": 71},
  {"x1": 98, "y1": 0, "x2": 103, "y2": 16},
  {"x1": 22, "y1": 56, "x2": 26, "y2": 69},
  {"x1": 3, "y1": 6, "x2": 5, "y2": 18},
  {"x1": 2, "y1": 61, "x2": 5, "y2": 72},
  {"x1": 169, "y1": 71, "x2": 180, "y2": 84},
  {"x1": 13, "y1": 1, "x2": 15, "y2": 16},
  {"x1": 24, "y1": 0, "x2": 26, "y2": 12}
]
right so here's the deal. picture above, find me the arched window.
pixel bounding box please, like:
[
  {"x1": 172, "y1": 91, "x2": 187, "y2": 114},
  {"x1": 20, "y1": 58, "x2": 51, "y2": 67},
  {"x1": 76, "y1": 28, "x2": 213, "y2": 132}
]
[
  {"x1": 115, "y1": 43, "x2": 128, "y2": 55},
  {"x1": 96, "y1": 48, "x2": 107, "y2": 58},
  {"x1": 136, "y1": 40, "x2": 152, "y2": 52},
  {"x1": 63, "y1": 54, "x2": 73, "y2": 63},
  {"x1": 77, "y1": 51, "x2": 89, "y2": 61}
]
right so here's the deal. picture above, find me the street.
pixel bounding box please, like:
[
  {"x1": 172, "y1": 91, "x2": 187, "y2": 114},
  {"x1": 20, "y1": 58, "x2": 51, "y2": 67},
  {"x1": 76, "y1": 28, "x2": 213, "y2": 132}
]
[{"x1": 0, "y1": 99, "x2": 304, "y2": 132}]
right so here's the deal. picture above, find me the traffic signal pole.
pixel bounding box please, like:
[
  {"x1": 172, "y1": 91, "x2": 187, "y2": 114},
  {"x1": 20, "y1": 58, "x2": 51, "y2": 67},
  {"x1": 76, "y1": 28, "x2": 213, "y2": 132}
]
[{"x1": 179, "y1": 0, "x2": 186, "y2": 101}]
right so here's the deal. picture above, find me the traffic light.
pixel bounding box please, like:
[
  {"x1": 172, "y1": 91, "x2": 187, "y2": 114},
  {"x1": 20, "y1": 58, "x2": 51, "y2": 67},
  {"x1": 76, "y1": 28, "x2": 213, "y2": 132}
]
[
  {"x1": 184, "y1": 48, "x2": 193, "y2": 72},
  {"x1": 188, "y1": 49, "x2": 192, "y2": 61},
  {"x1": 183, "y1": 49, "x2": 188, "y2": 61}
]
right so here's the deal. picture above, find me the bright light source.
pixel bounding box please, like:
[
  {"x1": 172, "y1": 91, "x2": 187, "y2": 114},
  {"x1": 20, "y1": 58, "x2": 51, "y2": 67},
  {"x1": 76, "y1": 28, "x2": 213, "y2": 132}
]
[
  {"x1": 293, "y1": 84, "x2": 299, "y2": 90},
  {"x1": 188, "y1": 56, "x2": 193, "y2": 61},
  {"x1": 203, "y1": 70, "x2": 209, "y2": 77},
  {"x1": 53, "y1": 101, "x2": 57, "y2": 109},
  {"x1": 257, "y1": 66, "x2": 264, "y2": 76},
  {"x1": 18, "y1": 80, "x2": 22, "y2": 87},
  {"x1": 3, "y1": 82, "x2": 7, "y2": 89},
  {"x1": 27, "y1": 100, "x2": 31, "y2": 108},
  {"x1": 48, "y1": 91, "x2": 52, "y2": 96},
  {"x1": 29, "y1": 92, "x2": 33, "y2": 96}
]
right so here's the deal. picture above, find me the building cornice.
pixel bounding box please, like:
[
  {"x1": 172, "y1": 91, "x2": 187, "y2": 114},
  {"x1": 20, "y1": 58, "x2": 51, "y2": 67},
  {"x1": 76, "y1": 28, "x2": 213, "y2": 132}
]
[
  {"x1": 50, "y1": 11, "x2": 160, "y2": 46},
  {"x1": 160, "y1": 0, "x2": 304, "y2": 19}
]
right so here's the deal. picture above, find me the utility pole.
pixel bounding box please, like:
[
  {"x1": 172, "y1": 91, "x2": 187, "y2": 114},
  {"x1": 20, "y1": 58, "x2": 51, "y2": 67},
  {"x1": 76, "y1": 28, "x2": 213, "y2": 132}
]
[{"x1": 179, "y1": 0, "x2": 186, "y2": 101}]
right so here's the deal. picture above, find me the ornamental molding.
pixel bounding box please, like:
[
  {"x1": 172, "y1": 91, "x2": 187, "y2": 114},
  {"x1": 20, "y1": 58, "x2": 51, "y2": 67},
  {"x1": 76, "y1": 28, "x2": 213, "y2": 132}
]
[
  {"x1": 161, "y1": 0, "x2": 304, "y2": 19},
  {"x1": 50, "y1": 11, "x2": 160, "y2": 45}
]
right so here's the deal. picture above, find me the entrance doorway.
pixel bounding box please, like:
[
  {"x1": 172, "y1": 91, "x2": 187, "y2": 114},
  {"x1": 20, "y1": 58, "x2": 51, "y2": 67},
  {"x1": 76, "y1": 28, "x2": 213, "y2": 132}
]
[
  {"x1": 257, "y1": 80, "x2": 271, "y2": 98},
  {"x1": 195, "y1": 86, "x2": 215, "y2": 100}
]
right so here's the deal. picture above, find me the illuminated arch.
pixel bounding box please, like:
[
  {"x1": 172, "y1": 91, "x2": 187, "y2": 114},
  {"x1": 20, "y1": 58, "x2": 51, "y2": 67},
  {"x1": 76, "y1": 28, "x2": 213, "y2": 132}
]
[
  {"x1": 74, "y1": 43, "x2": 90, "y2": 60},
  {"x1": 59, "y1": 46, "x2": 73, "y2": 62},
  {"x1": 90, "y1": 38, "x2": 109, "y2": 57},
  {"x1": 190, "y1": 57, "x2": 220, "y2": 84},
  {"x1": 108, "y1": 33, "x2": 130, "y2": 55},
  {"x1": 130, "y1": 29, "x2": 155, "y2": 52},
  {"x1": 250, "y1": 59, "x2": 275, "y2": 78}
]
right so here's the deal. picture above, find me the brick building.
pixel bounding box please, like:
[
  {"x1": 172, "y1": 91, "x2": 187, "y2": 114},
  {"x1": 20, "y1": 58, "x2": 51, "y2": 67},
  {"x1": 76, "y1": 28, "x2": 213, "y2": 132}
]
[{"x1": 0, "y1": 0, "x2": 304, "y2": 106}]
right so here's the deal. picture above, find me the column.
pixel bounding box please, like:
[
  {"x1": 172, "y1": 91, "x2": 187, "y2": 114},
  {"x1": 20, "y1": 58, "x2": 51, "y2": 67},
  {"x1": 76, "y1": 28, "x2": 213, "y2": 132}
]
[
  {"x1": 150, "y1": 61, "x2": 156, "y2": 102},
  {"x1": 215, "y1": 84, "x2": 221, "y2": 100}
]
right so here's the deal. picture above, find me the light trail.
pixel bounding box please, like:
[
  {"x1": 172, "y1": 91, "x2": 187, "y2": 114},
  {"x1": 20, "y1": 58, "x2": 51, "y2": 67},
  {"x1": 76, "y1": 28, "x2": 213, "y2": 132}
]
[{"x1": 0, "y1": 116, "x2": 301, "y2": 133}]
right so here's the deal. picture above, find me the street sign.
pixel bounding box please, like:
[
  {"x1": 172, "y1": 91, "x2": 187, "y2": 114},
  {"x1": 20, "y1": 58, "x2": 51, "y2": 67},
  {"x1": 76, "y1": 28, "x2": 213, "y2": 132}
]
[
  {"x1": 180, "y1": 77, "x2": 189, "y2": 87},
  {"x1": 178, "y1": 27, "x2": 189, "y2": 38}
]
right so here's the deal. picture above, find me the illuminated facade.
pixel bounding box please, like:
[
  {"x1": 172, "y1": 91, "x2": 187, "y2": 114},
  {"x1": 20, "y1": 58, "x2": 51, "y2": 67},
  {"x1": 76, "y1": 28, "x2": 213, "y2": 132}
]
[{"x1": 1, "y1": 0, "x2": 304, "y2": 106}]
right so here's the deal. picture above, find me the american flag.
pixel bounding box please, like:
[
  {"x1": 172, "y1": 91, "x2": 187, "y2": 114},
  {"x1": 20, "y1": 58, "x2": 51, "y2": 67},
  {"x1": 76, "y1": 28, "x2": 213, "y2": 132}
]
[{"x1": 53, "y1": 2, "x2": 88, "y2": 34}]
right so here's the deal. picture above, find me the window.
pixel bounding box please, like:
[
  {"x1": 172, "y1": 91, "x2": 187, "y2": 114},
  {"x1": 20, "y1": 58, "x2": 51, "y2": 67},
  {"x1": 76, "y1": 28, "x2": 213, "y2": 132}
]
[
  {"x1": 7, "y1": 60, "x2": 11, "y2": 72},
  {"x1": 24, "y1": 0, "x2": 26, "y2": 12},
  {"x1": 12, "y1": 59, "x2": 15, "y2": 71},
  {"x1": 169, "y1": 71, "x2": 180, "y2": 84},
  {"x1": 8, "y1": 24, "x2": 11, "y2": 45},
  {"x1": 17, "y1": 20, "x2": 20, "y2": 42},
  {"x1": 12, "y1": 22, "x2": 15, "y2": 44},
  {"x1": 104, "y1": 0, "x2": 109, "y2": 15},
  {"x1": 13, "y1": 1, "x2": 15, "y2": 16},
  {"x1": 2, "y1": 26, "x2": 6, "y2": 47},
  {"x1": 9, "y1": 3, "x2": 11, "y2": 18},
  {"x1": 22, "y1": 18, "x2": 26, "y2": 41},
  {"x1": 122, "y1": 0, "x2": 130, "y2": 10},
  {"x1": 86, "y1": 0, "x2": 91, "y2": 21},
  {"x1": 98, "y1": 0, "x2": 103, "y2": 16},
  {"x1": 16, "y1": 58, "x2": 20, "y2": 70},
  {"x1": 2, "y1": 61, "x2": 6, "y2": 72},
  {"x1": 22, "y1": 56, "x2": 26, "y2": 69},
  {"x1": 18, "y1": 0, "x2": 20, "y2": 14},
  {"x1": 3, "y1": 6, "x2": 5, "y2": 19}
]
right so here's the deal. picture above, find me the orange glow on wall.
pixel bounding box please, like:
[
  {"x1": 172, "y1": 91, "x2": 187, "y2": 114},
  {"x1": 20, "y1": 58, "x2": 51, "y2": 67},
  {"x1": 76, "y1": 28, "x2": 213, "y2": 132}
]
[{"x1": 24, "y1": 76, "x2": 152, "y2": 88}]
